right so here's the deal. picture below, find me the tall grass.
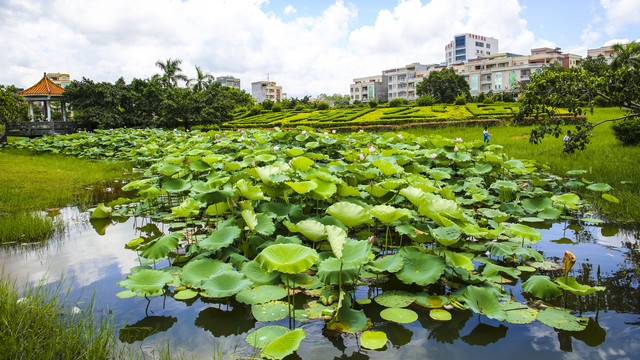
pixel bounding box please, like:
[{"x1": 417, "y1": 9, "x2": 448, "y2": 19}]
[
  {"x1": 0, "y1": 149, "x2": 131, "y2": 242},
  {"x1": 0, "y1": 272, "x2": 120, "y2": 359},
  {"x1": 407, "y1": 107, "x2": 640, "y2": 223}
]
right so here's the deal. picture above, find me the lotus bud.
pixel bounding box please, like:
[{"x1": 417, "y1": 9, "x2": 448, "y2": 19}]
[
  {"x1": 368, "y1": 235, "x2": 375, "y2": 244},
  {"x1": 562, "y1": 251, "x2": 576, "y2": 276}
]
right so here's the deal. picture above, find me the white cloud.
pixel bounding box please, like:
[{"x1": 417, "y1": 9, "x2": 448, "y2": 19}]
[
  {"x1": 601, "y1": 0, "x2": 640, "y2": 35},
  {"x1": 604, "y1": 38, "x2": 629, "y2": 46},
  {"x1": 284, "y1": 4, "x2": 296, "y2": 14}
]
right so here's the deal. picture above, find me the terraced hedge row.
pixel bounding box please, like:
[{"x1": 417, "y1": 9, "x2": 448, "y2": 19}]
[{"x1": 222, "y1": 104, "x2": 573, "y2": 129}]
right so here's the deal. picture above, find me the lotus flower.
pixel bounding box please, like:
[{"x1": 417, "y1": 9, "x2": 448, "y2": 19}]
[
  {"x1": 456, "y1": 137, "x2": 463, "y2": 142},
  {"x1": 430, "y1": 153, "x2": 437, "y2": 159},
  {"x1": 454, "y1": 146, "x2": 459, "y2": 152},
  {"x1": 398, "y1": 134, "x2": 403, "y2": 139},
  {"x1": 274, "y1": 146, "x2": 280, "y2": 151},
  {"x1": 302, "y1": 130, "x2": 307, "y2": 135},
  {"x1": 368, "y1": 235, "x2": 375, "y2": 244},
  {"x1": 360, "y1": 154, "x2": 365, "y2": 160},
  {"x1": 332, "y1": 130, "x2": 336, "y2": 134},
  {"x1": 369, "y1": 146, "x2": 375, "y2": 153}
]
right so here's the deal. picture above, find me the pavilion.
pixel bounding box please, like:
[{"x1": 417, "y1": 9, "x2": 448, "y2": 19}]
[{"x1": 18, "y1": 72, "x2": 68, "y2": 122}]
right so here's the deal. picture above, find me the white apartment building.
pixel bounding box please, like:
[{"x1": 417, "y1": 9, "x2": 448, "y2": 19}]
[
  {"x1": 445, "y1": 33, "x2": 499, "y2": 65},
  {"x1": 251, "y1": 81, "x2": 283, "y2": 103},
  {"x1": 383, "y1": 63, "x2": 438, "y2": 101},
  {"x1": 350, "y1": 75, "x2": 388, "y2": 103}
]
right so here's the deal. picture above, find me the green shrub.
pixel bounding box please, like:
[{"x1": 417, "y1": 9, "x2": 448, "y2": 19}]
[
  {"x1": 368, "y1": 99, "x2": 378, "y2": 108},
  {"x1": 271, "y1": 104, "x2": 282, "y2": 112},
  {"x1": 294, "y1": 104, "x2": 305, "y2": 111},
  {"x1": 389, "y1": 98, "x2": 404, "y2": 107},
  {"x1": 612, "y1": 117, "x2": 640, "y2": 146},
  {"x1": 261, "y1": 99, "x2": 274, "y2": 110},
  {"x1": 249, "y1": 105, "x2": 262, "y2": 116},
  {"x1": 416, "y1": 95, "x2": 436, "y2": 106},
  {"x1": 454, "y1": 94, "x2": 467, "y2": 105},
  {"x1": 483, "y1": 96, "x2": 495, "y2": 104},
  {"x1": 316, "y1": 102, "x2": 330, "y2": 110}
]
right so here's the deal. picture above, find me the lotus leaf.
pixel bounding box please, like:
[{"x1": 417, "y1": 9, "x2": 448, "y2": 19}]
[
  {"x1": 372, "y1": 158, "x2": 401, "y2": 176},
  {"x1": 285, "y1": 181, "x2": 317, "y2": 194},
  {"x1": 246, "y1": 325, "x2": 290, "y2": 348},
  {"x1": 326, "y1": 225, "x2": 347, "y2": 259},
  {"x1": 360, "y1": 331, "x2": 388, "y2": 350},
  {"x1": 429, "y1": 309, "x2": 452, "y2": 321},
  {"x1": 317, "y1": 257, "x2": 360, "y2": 285},
  {"x1": 199, "y1": 271, "x2": 252, "y2": 298},
  {"x1": 116, "y1": 290, "x2": 136, "y2": 299},
  {"x1": 173, "y1": 288, "x2": 199, "y2": 300},
  {"x1": 551, "y1": 193, "x2": 581, "y2": 209},
  {"x1": 236, "y1": 179, "x2": 268, "y2": 201},
  {"x1": 140, "y1": 232, "x2": 181, "y2": 260},
  {"x1": 260, "y1": 328, "x2": 305, "y2": 360},
  {"x1": 205, "y1": 202, "x2": 229, "y2": 216},
  {"x1": 255, "y1": 244, "x2": 318, "y2": 274},
  {"x1": 555, "y1": 276, "x2": 606, "y2": 295},
  {"x1": 158, "y1": 163, "x2": 182, "y2": 176},
  {"x1": 118, "y1": 269, "x2": 173, "y2": 296},
  {"x1": 91, "y1": 203, "x2": 112, "y2": 219},
  {"x1": 370, "y1": 205, "x2": 411, "y2": 224},
  {"x1": 431, "y1": 224, "x2": 462, "y2": 246},
  {"x1": 602, "y1": 194, "x2": 619, "y2": 203},
  {"x1": 536, "y1": 308, "x2": 588, "y2": 331},
  {"x1": 236, "y1": 285, "x2": 288, "y2": 305},
  {"x1": 399, "y1": 187, "x2": 427, "y2": 207},
  {"x1": 380, "y1": 307, "x2": 418, "y2": 324},
  {"x1": 374, "y1": 290, "x2": 416, "y2": 308},
  {"x1": 496, "y1": 302, "x2": 538, "y2": 324},
  {"x1": 444, "y1": 250, "x2": 474, "y2": 271},
  {"x1": 326, "y1": 291, "x2": 371, "y2": 333},
  {"x1": 290, "y1": 156, "x2": 315, "y2": 171},
  {"x1": 490, "y1": 180, "x2": 519, "y2": 192},
  {"x1": 586, "y1": 183, "x2": 612, "y2": 192},
  {"x1": 180, "y1": 258, "x2": 233, "y2": 287},
  {"x1": 526, "y1": 260, "x2": 562, "y2": 271},
  {"x1": 581, "y1": 218, "x2": 603, "y2": 223},
  {"x1": 482, "y1": 263, "x2": 521, "y2": 282},
  {"x1": 290, "y1": 219, "x2": 327, "y2": 242},
  {"x1": 396, "y1": 247, "x2": 446, "y2": 286},
  {"x1": 241, "y1": 260, "x2": 281, "y2": 285},
  {"x1": 356, "y1": 298, "x2": 372, "y2": 305},
  {"x1": 251, "y1": 301, "x2": 291, "y2": 322},
  {"x1": 326, "y1": 202, "x2": 373, "y2": 228},
  {"x1": 522, "y1": 197, "x2": 552, "y2": 213},
  {"x1": 509, "y1": 223, "x2": 542, "y2": 242},
  {"x1": 310, "y1": 178, "x2": 337, "y2": 200},
  {"x1": 365, "y1": 254, "x2": 404, "y2": 274},
  {"x1": 198, "y1": 226, "x2": 241, "y2": 251},
  {"x1": 537, "y1": 207, "x2": 562, "y2": 219},
  {"x1": 415, "y1": 294, "x2": 448, "y2": 308},
  {"x1": 460, "y1": 285, "x2": 505, "y2": 320},
  {"x1": 304, "y1": 300, "x2": 337, "y2": 319},
  {"x1": 162, "y1": 178, "x2": 190, "y2": 193}
]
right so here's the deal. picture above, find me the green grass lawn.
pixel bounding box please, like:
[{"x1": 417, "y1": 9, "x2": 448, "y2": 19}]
[
  {"x1": 0, "y1": 149, "x2": 131, "y2": 242},
  {"x1": 407, "y1": 107, "x2": 640, "y2": 223}
]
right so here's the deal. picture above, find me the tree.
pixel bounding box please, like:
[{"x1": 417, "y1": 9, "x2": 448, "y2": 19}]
[
  {"x1": 611, "y1": 41, "x2": 640, "y2": 70},
  {"x1": 155, "y1": 58, "x2": 188, "y2": 88},
  {"x1": 0, "y1": 85, "x2": 29, "y2": 123},
  {"x1": 517, "y1": 45, "x2": 640, "y2": 152},
  {"x1": 187, "y1": 66, "x2": 214, "y2": 92},
  {"x1": 416, "y1": 68, "x2": 470, "y2": 104},
  {"x1": 64, "y1": 78, "x2": 124, "y2": 129}
]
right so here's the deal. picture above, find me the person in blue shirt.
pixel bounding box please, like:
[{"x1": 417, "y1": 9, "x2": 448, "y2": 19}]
[{"x1": 483, "y1": 126, "x2": 492, "y2": 143}]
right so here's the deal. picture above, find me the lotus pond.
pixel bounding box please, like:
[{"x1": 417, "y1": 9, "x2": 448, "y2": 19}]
[{"x1": 3, "y1": 128, "x2": 640, "y2": 359}]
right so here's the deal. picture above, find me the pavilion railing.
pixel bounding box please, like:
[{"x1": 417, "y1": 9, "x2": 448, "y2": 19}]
[{"x1": 3, "y1": 121, "x2": 77, "y2": 138}]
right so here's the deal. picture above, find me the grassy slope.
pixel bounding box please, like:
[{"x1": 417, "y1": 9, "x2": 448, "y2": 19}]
[
  {"x1": 407, "y1": 107, "x2": 640, "y2": 223},
  {"x1": 0, "y1": 149, "x2": 130, "y2": 242}
]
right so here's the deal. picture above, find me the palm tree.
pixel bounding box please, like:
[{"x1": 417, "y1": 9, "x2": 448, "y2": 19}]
[
  {"x1": 155, "y1": 58, "x2": 188, "y2": 88},
  {"x1": 187, "y1": 66, "x2": 215, "y2": 92},
  {"x1": 611, "y1": 41, "x2": 640, "y2": 70}
]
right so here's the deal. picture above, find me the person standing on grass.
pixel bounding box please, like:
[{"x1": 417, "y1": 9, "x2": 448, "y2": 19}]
[
  {"x1": 563, "y1": 130, "x2": 571, "y2": 143},
  {"x1": 483, "y1": 126, "x2": 492, "y2": 143}
]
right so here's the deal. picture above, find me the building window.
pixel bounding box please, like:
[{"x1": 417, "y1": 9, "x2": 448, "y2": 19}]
[
  {"x1": 455, "y1": 35, "x2": 465, "y2": 48},
  {"x1": 456, "y1": 55, "x2": 466, "y2": 62},
  {"x1": 476, "y1": 41, "x2": 484, "y2": 47},
  {"x1": 355, "y1": 95, "x2": 359, "y2": 100},
  {"x1": 389, "y1": 84, "x2": 394, "y2": 90},
  {"x1": 456, "y1": 48, "x2": 465, "y2": 55},
  {"x1": 486, "y1": 51, "x2": 491, "y2": 55},
  {"x1": 486, "y1": 44, "x2": 491, "y2": 49}
]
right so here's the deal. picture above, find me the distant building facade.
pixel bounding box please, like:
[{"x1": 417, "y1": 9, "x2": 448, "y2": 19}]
[
  {"x1": 46, "y1": 73, "x2": 71, "y2": 88},
  {"x1": 586, "y1": 45, "x2": 619, "y2": 64},
  {"x1": 252, "y1": 81, "x2": 283, "y2": 103},
  {"x1": 216, "y1": 76, "x2": 241, "y2": 90},
  {"x1": 384, "y1": 63, "x2": 438, "y2": 101},
  {"x1": 445, "y1": 33, "x2": 499, "y2": 65},
  {"x1": 349, "y1": 75, "x2": 388, "y2": 103}
]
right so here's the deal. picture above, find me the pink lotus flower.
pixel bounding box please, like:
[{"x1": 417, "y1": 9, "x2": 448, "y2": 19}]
[
  {"x1": 454, "y1": 146, "x2": 459, "y2": 152},
  {"x1": 368, "y1": 235, "x2": 375, "y2": 244},
  {"x1": 456, "y1": 137, "x2": 463, "y2": 142},
  {"x1": 430, "y1": 153, "x2": 438, "y2": 159},
  {"x1": 348, "y1": 141, "x2": 351, "y2": 146},
  {"x1": 398, "y1": 134, "x2": 403, "y2": 139},
  {"x1": 274, "y1": 145, "x2": 280, "y2": 151},
  {"x1": 368, "y1": 146, "x2": 375, "y2": 153},
  {"x1": 252, "y1": 160, "x2": 256, "y2": 167},
  {"x1": 302, "y1": 130, "x2": 307, "y2": 135},
  {"x1": 332, "y1": 130, "x2": 336, "y2": 134},
  {"x1": 360, "y1": 154, "x2": 365, "y2": 160},
  {"x1": 240, "y1": 136, "x2": 245, "y2": 141}
]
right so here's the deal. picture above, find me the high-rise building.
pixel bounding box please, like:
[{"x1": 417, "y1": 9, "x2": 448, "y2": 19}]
[
  {"x1": 587, "y1": 45, "x2": 619, "y2": 65},
  {"x1": 445, "y1": 34, "x2": 499, "y2": 65},
  {"x1": 350, "y1": 75, "x2": 388, "y2": 103},
  {"x1": 251, "y1": 81, "x2": 283, "y2": 103},
  {"x1": 46, "y1": 73, "x2": 71, "y2": 88},
  {"x1": 383, "y1": 63, "x2": 438, "y2": 101}
]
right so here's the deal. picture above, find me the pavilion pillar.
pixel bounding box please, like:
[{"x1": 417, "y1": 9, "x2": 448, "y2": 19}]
[
  {"x1": 29, "y1": 101, "x2": 34, "y2": 122},
  {"x1": 61, "y1": 101, "x2": 67, "y2": 122},
  {"x1": 45, "y1": 100, "x2": 51, "y2": 121}
]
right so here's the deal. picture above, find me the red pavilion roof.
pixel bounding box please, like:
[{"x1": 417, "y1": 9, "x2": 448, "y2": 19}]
[{"x1": 18, "y1": 73, "x2": 65, "y2": 96}]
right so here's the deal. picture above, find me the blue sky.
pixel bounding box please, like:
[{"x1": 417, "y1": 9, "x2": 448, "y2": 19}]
[{"x1": 1, "y1": 0, "x2": 638, "y2": 97}]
